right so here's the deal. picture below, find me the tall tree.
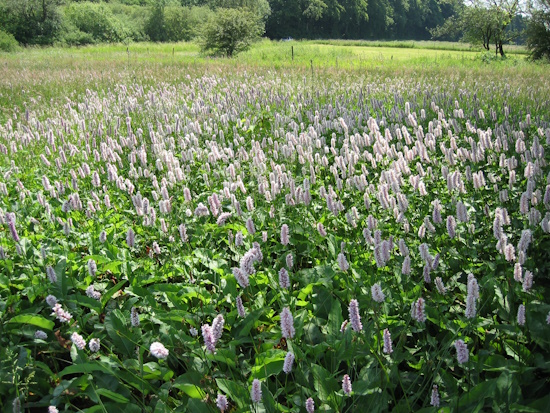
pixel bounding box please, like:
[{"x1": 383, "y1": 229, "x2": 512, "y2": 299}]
[
  {"x1": 339, "y1": 0, "x2": 369, "y2": 38},
  {"x1": 527, "y1": 0, "x2": 550, "y2": 60},
  {"x1": 0, "y1": 0, "x2": 63, "y2": 44},
  {"x1": 432, "y1": 0, "x2": 521, "y2": 55}
]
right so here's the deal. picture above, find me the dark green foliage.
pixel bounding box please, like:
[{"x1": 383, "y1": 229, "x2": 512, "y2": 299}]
[
  {"x1": 144, "y1": 0, "x2": 167, "y2": 41},
  {"x1": 432, "y1": 0, "x2": 524, "y2": 56},
  {"x1": 0, "y1": 0, "x2": 64, "y2": 45},
  {"x1": 166, "y1": 6, "x2": 213, "y2": 41},
  {"x1": 265, "y1": 0, "x2": 458, "y2": 40},
  {"x1": 108, "y1": 2, "x2": 150, "y2": 42},
  {"x1": 199, "y1": 7, "x2": 264, "y2": 57},
  {"x1": 0, "y1": 0, "x2": 526, "y2": 48},
  {"x1": 0, "y1": 29, "x2": 19, "y2": 52},
  {"x1": 527, "y1": 1, "x2": 550, "y2": 60},
  {"x1": 209, "y1": 0, "x2": 271, "y2": 19},
  {"x1": 165, "y1": 6, "x2": 193, "y2": 41},
  {"x1": 63, "y1": 2, "x2": 132, "y2": 44},
  {"x1": 144, "y1": 1, "x2": 212, "y2": 42}
]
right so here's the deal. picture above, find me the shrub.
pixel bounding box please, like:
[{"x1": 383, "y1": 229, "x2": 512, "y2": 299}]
[
  {"x1": 63, "y1": 2, "x2": 132, "y2": 44},
  {"x1": 164, "y1": 6, "x2": 214, "y2": 42},
  {"x1": 108, "y1": 3, "x2": 149, "y2": 42},
  {"x1": 0, "y1": 29, "x2": 19, "y2": 52},
  {"x1": 60, "y1": 24, "x2": 96, "y2": 46},
  {"x1": 199, "y1": 7, "x2": 264, "y2": 57},
  {"x1": 165, "y1": 6, "x2": 193, "y2": 42}
]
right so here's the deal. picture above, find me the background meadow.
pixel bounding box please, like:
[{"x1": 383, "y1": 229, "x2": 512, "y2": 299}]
[{"x1": 1, "y1": 42, "x2": 550, "y2": 412}]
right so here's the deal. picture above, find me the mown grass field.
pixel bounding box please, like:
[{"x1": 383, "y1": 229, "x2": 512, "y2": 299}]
[{"x1": 1, "y1": 40, "x2": 550, "y2": 413}]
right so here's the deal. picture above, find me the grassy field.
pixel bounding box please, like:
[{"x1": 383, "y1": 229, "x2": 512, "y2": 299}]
[
  {"x1": 1, "y1": 40, "x2": 550, "y2": 412},
  {"x1": 311, "y1": 39, "x2": 529, "y2": 54},
  {"x1": 0, "y1": 40, "x2": 545, "y2": 124}
]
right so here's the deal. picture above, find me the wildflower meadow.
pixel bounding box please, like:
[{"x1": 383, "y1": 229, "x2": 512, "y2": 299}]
[{"x1": 1, "y1": 44, "x2": 550, "y2": 412}]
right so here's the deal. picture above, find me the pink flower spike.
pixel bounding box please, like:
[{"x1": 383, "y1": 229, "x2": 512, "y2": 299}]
[{"x1": 342, "y1": 374, "x2": 352, "y2": 396}]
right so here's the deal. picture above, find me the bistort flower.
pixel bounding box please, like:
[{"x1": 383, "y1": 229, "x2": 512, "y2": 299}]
[
  {"x1": 150, "y1": 341, "x2": 169, "y2": 359},
  {"x1": 280, "y1": 307, "x2": 295, "y2": 339},
  {"x1": 342, "y1": 374, "x2": 352, "y2": 396},
  {"x1": 349, "y1": 299, "x2": 362, "y2": 332},
  {"x1": 251, "y1": 379, "x2": 262, "y2": 403}
]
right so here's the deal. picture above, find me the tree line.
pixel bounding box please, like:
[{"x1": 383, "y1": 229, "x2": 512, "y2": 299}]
[
  {"x1": 0, "y1": 0, "x2": 460, "y2": 46},
  {"x1": 0, "y1": 0, "x2": 549, "y2": 60}
]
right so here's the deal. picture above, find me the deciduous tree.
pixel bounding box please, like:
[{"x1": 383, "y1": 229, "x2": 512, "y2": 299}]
[{"x1": 199, "y1": 7, "x2": 264, "y2": 57}]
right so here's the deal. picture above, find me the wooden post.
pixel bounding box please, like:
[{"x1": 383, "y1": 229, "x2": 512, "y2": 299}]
[
  {"x1": 291, "y1": 45, "x2": 294, "y2": 61},
  {"x1": 173, "y1": 47, "x2": 175, "y2": 57},
  {"x1": 310, "y1": 60, "x2": 313, "y2": 77}
]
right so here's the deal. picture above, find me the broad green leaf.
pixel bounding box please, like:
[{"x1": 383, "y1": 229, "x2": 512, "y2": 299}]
[
  {"x1": 326, "y1": 298, "x2": 343, "y2": 335},
  {"x1": 234, "y1": 308, "x2": 264, "y2": 338},
  {"x1": 185, "y1": 399, "x2": 210, "y2": 413},
  {"x1": 83, "y1": 255, "x2": 111, "y2": 265},
  {"x1": 216, "y1": 378, "x2": 248, "y2": 408},
  {"x1": 59, "y1": 362, "x2": 113, "y2": 377},
  {"x1": 298, "y1": 283, "x2": 314, "y2": 300},
  {"x1": 310, "y1": 364, "x2": 338, "y2": 403},
  {"x1": 105, "y1": 310, "x2": 135, "y2": 356},
  {"x1": 458, "y1": 378, "x2": 497, "y2": 409},
  {"x1": 172, "y1": 383, "x2": 206, "y2": 399},
  {"x1": 101, "y1": 280, "x2": 128, "y2": 308},
  {"x1": 352, "y1": 379, "x2": 380, "y2": 396},
  {"x1": 72, "y1": 294, "x2": 102, "y2": 313},
  {"x1": 251, "y1": 350, "x2": 285, "y2": 379},
  {"x1": 96, "y1": 388, "x2": 129, "y2": 403},
  {"x1": 102, "y1": 260, "x2": 123, "y2": 274},
  {"x1": 205, "y1": 348, "x2": 237, "y2": 368},
  {"x1": 83, "y1": 403, "x2": 141, "y2": 413},
  {"x1": 8, "y1": 314, "x2": 54, "y2": 330}
]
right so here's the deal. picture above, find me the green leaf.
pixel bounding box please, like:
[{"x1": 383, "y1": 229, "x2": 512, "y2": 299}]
[
  {"x1": 50, "y1": 258, "x2": 68, "y2": 298},
  {"x1": 326, "y1": 299, "x2": 343, "y2": 335},
  {"x1": 172, "y1": 383, "x2": 206, "y2": 399},
  {"x1": 310, "y1": 364, "x2": 338, "y2": 403},
  {"x1": 205, "y1": 348, "x2": 237, "y2": 368},
  {"x1": 234, "y1": 308, "x2": 264, "y2": 338},
  {"x1": 250, "y1": 350, "x2": 285, "y2": 379},
  {"x1": 102, "y1": 260, "x2": 123, "y2": 274},
  {"x1": 353, "y1": 379, "x2": 381, "y2": 396},
  {"x1": 105, "y1": 310, "x2": 136, "y2": 356},
  {"x1": 185, "y1": 399, "x2": 210, "y2": 413},
  {"x1": 327, "y1": 234, "x2": 337, "y2": 258},
  {"x1": 8, "y1": 314, "x2": 54, "y2": 330},
  {"x1": 458, "y1": 378, "x2": 497, "y2": 410},
  {"x1": 298, "y1": 283, "x2": 314, "y2": 301},
  {"x1": 96, "y1": 388, "x2": 129, "y2": 403},
  {"x1": 83, "y1": 403, "x2": 141, "y2": 413},
  {"x1": 59, "y1": 362, "x2": 113, "y2": 377},
  {"x1": 72, "y1": 294, "x2": 102, "y2": 313},
  {"x1": 216, "y1": 378, "x2": 248, "y2": 408},
  {"x1": 101, "y1": 280, "x2": 128, "y2": 308}
]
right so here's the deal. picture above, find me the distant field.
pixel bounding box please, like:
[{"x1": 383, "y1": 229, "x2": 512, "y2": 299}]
[
  {"x1": 0, "y1": 39, "x2": 542, "y2": 121},
  {"x1": 310, "y1": 39, "x2": 529, "y2": 54}
]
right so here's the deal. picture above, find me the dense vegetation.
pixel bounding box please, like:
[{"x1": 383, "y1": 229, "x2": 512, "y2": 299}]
[
  {"x1": 0, "y1": 0, "x2": 473, "y2": 46},
  {"x1": 3, "y1": 0, "x2": 549, "y2": 59},
  {"x1": 1, "y1": 43, "x2": 550, "y2": 412}
]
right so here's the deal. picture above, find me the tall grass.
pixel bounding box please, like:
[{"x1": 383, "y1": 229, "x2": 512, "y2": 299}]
[
  {"x1": 311, "y1": 39, "x2": 529, "y2": 54},
  {"x1": 0, "y1": 40, "x2": 544, "y2": 124}
]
